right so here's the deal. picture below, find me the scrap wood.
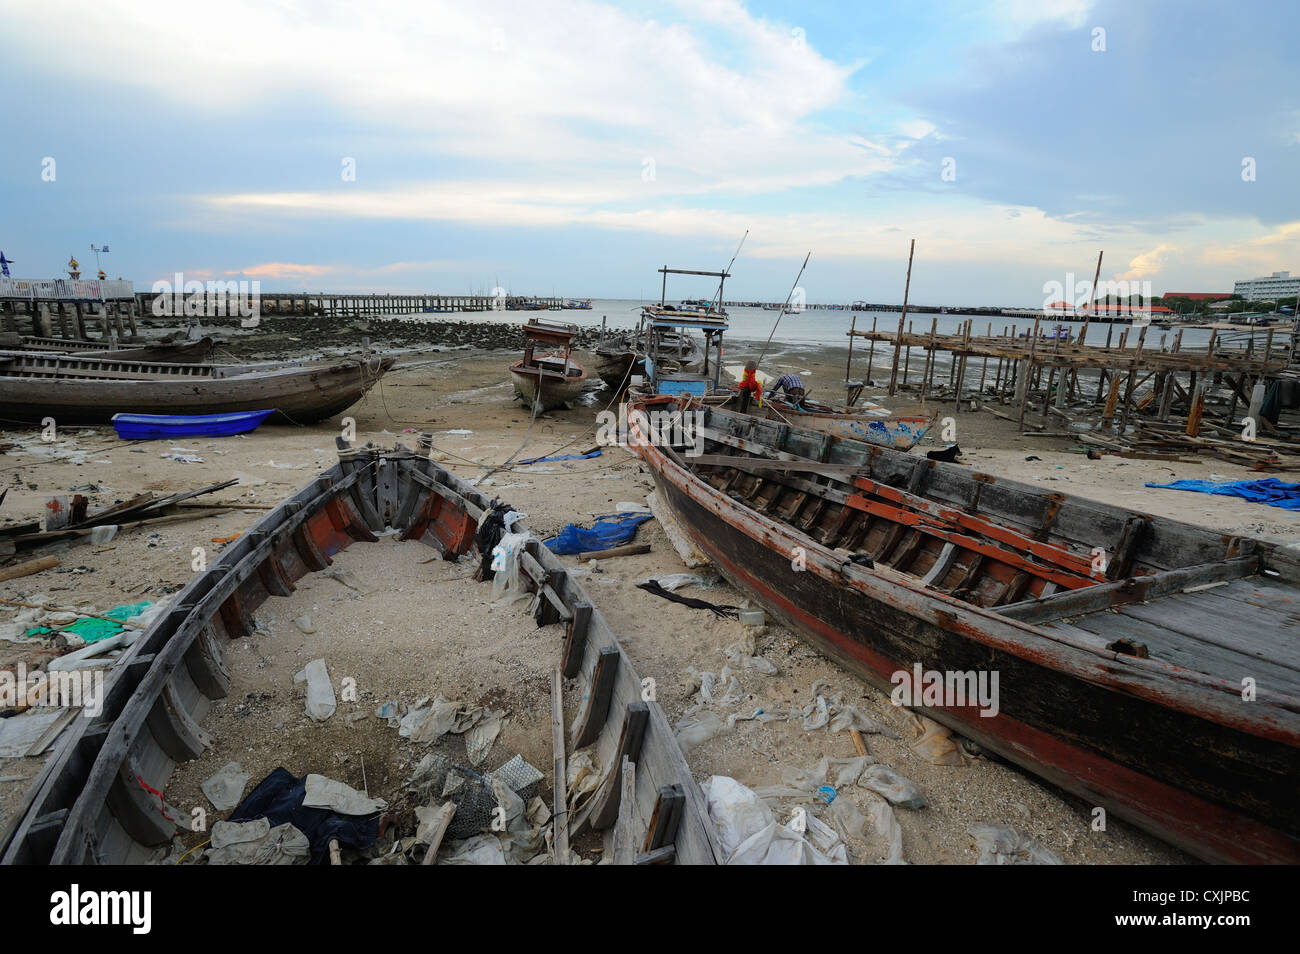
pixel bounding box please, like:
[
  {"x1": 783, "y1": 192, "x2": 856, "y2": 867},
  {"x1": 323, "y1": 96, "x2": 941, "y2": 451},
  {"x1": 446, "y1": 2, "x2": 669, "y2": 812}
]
[
  {"x1": 7, "y1": 509, "x2": 231, "y2": 547},
  {"x1": 419, "y1": 803, "x2": 457, "y2": 865},
  {"x1": 577, "y1": 543, "x2": 650, "y2": 561},
  {"x1": 0, "y1": 556, "x2": 59, "y2": 582}
]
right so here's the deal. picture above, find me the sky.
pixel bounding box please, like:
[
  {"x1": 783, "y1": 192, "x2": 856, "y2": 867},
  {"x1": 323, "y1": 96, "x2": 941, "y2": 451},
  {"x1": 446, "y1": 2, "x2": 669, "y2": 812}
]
[{"x1": 1, "y1": 0, "x2": 1297, "y2": 307}]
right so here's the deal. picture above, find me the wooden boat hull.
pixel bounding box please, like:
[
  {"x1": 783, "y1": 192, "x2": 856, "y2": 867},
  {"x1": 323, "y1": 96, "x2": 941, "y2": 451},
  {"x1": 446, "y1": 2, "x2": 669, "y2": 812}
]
[
  {"x1": 592, "y1": 334, "x2": 705, "y2": 389},
  {"x1": 632, "y1": 400, "x2": 1300, "y2": 864},
  {"x1": 0, "y1": 356, "x2": 395, "y2": 426},
  {"x1": 11, "y1": 336, "x2": 215, "y2": 364},
  {"x1": 0, "y1": 444, "x2": 720, "y2": 865},
  {"x1": 510, "y1": 361, "x2": 587, "y2": 410}
]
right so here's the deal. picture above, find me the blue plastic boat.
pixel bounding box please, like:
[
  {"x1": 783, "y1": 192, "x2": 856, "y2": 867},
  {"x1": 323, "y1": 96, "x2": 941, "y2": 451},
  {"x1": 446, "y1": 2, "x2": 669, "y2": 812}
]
[{"x1": 111, "y1": 409, "x2": 276, "y2": 440}]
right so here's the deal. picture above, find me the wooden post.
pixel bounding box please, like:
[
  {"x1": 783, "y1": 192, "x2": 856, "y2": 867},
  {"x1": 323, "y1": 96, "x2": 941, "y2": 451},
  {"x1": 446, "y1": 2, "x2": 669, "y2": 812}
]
[
  {"x1": 887, "y1": 239, "x2": 915, "y2": 396},
  {"x1": 845, "y1": 313, "x2": 856, "y2": 386}
]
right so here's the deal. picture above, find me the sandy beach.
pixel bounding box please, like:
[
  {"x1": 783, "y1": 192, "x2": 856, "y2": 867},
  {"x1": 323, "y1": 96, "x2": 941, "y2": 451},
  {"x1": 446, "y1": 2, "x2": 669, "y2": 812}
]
[{"x1": 1, "y1": 314, "x2": 1295, "y2": 864}]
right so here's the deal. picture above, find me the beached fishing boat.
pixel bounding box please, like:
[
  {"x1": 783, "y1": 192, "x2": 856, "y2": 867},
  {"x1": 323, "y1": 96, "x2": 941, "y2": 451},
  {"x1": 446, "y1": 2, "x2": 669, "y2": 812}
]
[
  {"x1": 509, "y1": 320, "x2": 588, "y2": 410},
  {"x1": 0, "y1": 441, "x2": 719, "y2": 865},
  {"x1": 631, "y1": 396, "x2": 1300, "y2": 864},
  {"x1": 2, "y1": 334, "x2": 215, "y2": 363},
  {"x1": 0, "y1": 350, "x2": 395, "y2": 425},
  {"x1": 592, "y1": 326, "x2": 706, "y2": 388}
]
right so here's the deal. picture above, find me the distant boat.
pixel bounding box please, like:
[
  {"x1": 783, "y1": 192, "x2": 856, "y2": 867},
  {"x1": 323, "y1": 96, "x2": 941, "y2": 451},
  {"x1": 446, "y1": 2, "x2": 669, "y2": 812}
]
[
  {"x1": 509, "y1": 320, "x2": 588, "y2": 410},
  {"x1": 563, "y1": 299, "x2": 592, "y2": 310},
  {"x1": 592, "y1": 327, "x2": 705, "y2": 389}
]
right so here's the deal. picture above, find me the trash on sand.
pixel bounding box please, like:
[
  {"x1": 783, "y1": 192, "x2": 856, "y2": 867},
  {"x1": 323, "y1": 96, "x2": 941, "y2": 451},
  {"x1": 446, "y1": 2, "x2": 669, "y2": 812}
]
[
  {"x1": 302, "y1": 774, "x2": 387, "y2": 815},
  {"x1": 376, "y1": 700, "x2": 402, "y2": 727},
  {"x1": 444, "y1": 834, "x2": 506, "y2": 864},
  {"x1": 701, "y1": 775, "x2": 846, "y2": 865},
  {"x1": 859, "y1": 764, "x2": 926, "y2": 809},
  {"x1": 464, "y1": 709, "x2": 506, "y2": 765},
  {"x1": 1145, "y1": 476, "x2": 1300, "y2": 511},
  {"x1": 870, "y1": 800, "x2": 906, "y2": 864},
  {"x1": 543, "y1": 512, "x2": 653, "y2": 556},
  {"x1": 201, "y1": 761, "x2": 250, "y2": 812},
  {"x1": 674, "y1": 711, "x2": 726, "y2": 753},
  {"x1": 515, "y1": 450, "x2": 600, "y2": 465},
  {"x1": 723, "y1": 635, "x2": 778, "y2": 675},
  {"x1": 635, "y1": 572, "x2": 720, "y2": 592},
  {"x1": 970, "y1": 823, "x2": 1063, "y2": 865},
  {"x1": 489, "y1": 531, "x2": 532, "y2": 603},
  {"x1": 0, "y1": 710, "x2": 69, "y2": 758},
  {"x1": 293, "y1": 658, "x2": 336, "y2": 721},
  {"x1": 636, "y1": 579, "x2": 739, "y2": 619},
  {"x1": 206, "y1": 819, "x2": 310, "y2": 865},
  {"x1": 230, "y1": 768, "x2": 380, "y2": 861},
  {"x1": 908, "y1": 712, "x2": 968, "y2": 766},
  {"x1": 738, "y1": 607, "x2": 766, "y2": 627},
  {"x1": 292, "y1": 615, "x2": 316, "y2": 635}
]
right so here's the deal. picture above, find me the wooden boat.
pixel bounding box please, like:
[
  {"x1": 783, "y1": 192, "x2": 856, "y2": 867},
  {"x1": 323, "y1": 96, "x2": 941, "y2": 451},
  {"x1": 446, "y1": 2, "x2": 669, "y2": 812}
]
[
  {"x1": 2, "y1": 334, "x2": 215, "y2": 363},
  {"x1": 0, "y1": 441, "x2": 719, "y2": 865},
  {"x1": 631, "y1": 396, "x2": 1300, "y2": 864},
  {"x1": 592, "y1": 328, "x2": 705, "y2": 389},
  {"x1": 760, "y1": 398, "x2": 935, "y2": 450},
  {"x1": 509, "y1": 320, "x2": 588, "y2": 410},
  {"x1": 0, "y1": 350, "x2": 395, "y2": 425}
]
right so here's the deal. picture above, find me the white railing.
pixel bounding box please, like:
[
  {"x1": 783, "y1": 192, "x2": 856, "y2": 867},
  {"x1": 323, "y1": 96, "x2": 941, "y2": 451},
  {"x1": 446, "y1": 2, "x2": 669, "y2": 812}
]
[{"x1": 0, "y1": 277, "x2": 135, "y2": 300}]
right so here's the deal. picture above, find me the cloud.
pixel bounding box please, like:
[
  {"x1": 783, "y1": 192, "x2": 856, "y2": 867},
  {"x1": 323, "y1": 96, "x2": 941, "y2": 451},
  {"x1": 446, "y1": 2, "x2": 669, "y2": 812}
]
[
  {"x1": 1116, "y1": 244, "x2": 1174, "y2": 280},
  {"x1": 228, "y1": 263, "x2": 336, "y2": 279}
]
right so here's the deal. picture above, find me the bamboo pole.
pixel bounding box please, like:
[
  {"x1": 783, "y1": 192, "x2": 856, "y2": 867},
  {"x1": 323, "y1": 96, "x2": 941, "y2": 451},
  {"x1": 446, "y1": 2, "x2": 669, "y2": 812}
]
[{"x1": 887, "y1": 240, "x2": 915, "y2": 396}]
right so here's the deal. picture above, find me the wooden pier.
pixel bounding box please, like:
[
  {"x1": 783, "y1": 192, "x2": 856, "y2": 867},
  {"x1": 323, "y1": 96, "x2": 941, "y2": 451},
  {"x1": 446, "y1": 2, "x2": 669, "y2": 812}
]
[{"x1": 848, "y1": 314, "x2": 1300, "y2": 467}]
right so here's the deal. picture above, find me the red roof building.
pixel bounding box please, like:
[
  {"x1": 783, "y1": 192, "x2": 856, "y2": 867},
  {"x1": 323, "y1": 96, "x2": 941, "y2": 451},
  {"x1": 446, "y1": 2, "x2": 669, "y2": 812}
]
[{"x1": 1161, "y1": 292, "x2": 1232, "y2": 301}]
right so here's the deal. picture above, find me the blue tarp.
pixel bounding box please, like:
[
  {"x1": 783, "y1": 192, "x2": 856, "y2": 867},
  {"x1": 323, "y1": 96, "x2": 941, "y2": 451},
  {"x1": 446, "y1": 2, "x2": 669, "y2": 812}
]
[
  {"x1": 544, "y1": 512, "x2": 654, "y2": 555},
  {"x1": 1145, "y1": 477, "x2": 1300, "y2": 511},
  {"x1": 517, "y1": 450, "x2": 602, "y2": 465}
]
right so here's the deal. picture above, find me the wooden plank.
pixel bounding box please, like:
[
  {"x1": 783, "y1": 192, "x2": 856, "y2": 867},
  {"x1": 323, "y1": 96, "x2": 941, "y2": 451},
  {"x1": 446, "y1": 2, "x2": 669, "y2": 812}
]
[
  {"x1": 997, "y1": 556, "x2": 1261, "y2": 624},
  {"x1": 612, "y1": 758, "x2": 637, "y2": 865},
  {"x1": 550, "y1": 667, "x2": 569, "y2": 865},
  {"x1": 570, "y1": 647, "x2": 620, "y2": 749},
  {"x1": 561, "y1": 602, "x2": 592, "y2": 678}
]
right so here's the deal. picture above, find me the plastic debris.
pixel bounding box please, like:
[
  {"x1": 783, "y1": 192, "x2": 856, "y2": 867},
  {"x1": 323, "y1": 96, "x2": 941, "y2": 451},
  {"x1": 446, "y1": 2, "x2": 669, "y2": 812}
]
[
  {"x1": 206, "y1": 819, "x2": 310, "y2": 865},
  {"x1": 859, "y1": 765, "x2": 926, "y2": 809},
  {"x1": 293, "y1": 658, "x2": 336, "y2": 721},
  {"x1": 292, "y1": 615, "x2": 316, "y2": 635},
  {"x1": 970, "y1": 824, "x2": 1063, "y2": 865},
  {"x1": 464, "y1": 709, "x2": 505, "y2": 765},
  {"x1": 201, "y1": 761, "x2": 250, "y2": 812},
  {"x1": 701, "y1": 776, "x2": 846, "y2": 865},
  {"x1": 908, "y1": 712, "x2": 968, "y2": 766},
  {"x1": 302, "y1": 774, "x2": 387, "y2": 815},
  {"x1": 870, "y1": 801, "x2": 906, "y2": 864}
]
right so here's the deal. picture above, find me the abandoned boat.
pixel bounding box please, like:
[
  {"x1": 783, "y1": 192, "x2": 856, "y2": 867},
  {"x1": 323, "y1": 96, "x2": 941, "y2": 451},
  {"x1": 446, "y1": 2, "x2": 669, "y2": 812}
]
[
  {"x1": 0, "y1": 441, "x2": 719, "y2": 865},
  {"x1": 591, "y1": 327, "x2": 706, "y2": 389},
  {"x1": 509, "y1": 320, "x2": 588, "y2": 410},
  {"x1": 3, "y1": 334, "x2": 216, "y2": 364},
  {"x1": 0, "y1": 351, "x2": 395, "y2": 425},
  {"x1": 631, "y1": 396, "x2": 1300, "y2": 864}
]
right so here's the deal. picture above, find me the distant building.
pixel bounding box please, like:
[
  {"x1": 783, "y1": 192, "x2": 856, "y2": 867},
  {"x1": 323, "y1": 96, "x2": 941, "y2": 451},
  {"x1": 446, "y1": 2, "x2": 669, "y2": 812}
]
[{"x1": 1233, "y1": 270, "x2": 1298, "y2": 300}]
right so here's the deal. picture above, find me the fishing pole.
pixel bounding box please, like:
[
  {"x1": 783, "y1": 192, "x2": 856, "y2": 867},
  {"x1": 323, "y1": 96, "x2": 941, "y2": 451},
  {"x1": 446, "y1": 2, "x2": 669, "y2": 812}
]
[{"x1": 757, "y1": 251, "x2": 811, "y2": 365}]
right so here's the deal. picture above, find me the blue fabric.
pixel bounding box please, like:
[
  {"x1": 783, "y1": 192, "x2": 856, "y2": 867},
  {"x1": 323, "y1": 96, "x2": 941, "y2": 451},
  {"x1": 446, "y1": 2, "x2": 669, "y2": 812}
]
[
  {"x1": 517, "y1": 450, "x2": 602, "y2": 465},
  {"x1": 1145, "y1": 477, "x2": 1300, "y2": 511},
  {"x1": 544, "y1": 512, "x2": 653, "y2": 555}
]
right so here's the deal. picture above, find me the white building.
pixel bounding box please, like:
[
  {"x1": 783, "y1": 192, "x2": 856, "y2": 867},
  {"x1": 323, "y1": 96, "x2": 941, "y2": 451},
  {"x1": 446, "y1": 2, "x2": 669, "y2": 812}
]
[{"x1": 1233, "y1": 270, "x2": 1299, "y2": 300}]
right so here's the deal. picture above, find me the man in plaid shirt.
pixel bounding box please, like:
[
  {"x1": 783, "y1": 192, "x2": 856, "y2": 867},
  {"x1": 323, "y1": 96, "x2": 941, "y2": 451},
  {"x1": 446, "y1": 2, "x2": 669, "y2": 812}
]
[{"x1": 767, "y1": 372, "x2": 806, "y2": 405}]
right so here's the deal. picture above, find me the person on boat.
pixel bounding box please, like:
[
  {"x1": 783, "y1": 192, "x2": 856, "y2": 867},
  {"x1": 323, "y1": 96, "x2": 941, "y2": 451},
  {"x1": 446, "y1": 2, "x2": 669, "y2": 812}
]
[
  {"x1": 767, "y1": 371, "x2": 807, "y2": 407},
  {"x1": 736, "y1": 360, "x2": 762, "y2": 412}
]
